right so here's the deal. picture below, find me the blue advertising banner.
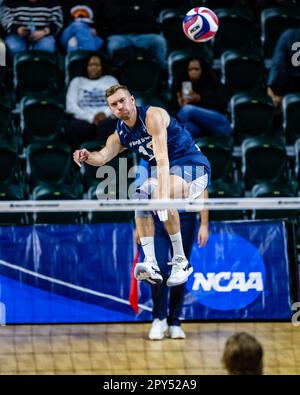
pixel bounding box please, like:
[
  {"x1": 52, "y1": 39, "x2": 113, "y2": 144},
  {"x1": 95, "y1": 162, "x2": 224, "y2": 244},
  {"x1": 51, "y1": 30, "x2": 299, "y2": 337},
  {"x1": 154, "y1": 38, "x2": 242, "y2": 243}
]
[{"x1": 0, "y1": 220, "x2": 295, "y2": 324}]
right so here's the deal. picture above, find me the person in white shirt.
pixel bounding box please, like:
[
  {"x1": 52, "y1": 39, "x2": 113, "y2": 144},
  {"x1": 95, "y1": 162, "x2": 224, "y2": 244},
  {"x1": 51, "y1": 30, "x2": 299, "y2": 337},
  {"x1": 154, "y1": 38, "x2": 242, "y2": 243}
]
[{"x1": 65, "y1": 54, "x2": 119, "y2": 150}]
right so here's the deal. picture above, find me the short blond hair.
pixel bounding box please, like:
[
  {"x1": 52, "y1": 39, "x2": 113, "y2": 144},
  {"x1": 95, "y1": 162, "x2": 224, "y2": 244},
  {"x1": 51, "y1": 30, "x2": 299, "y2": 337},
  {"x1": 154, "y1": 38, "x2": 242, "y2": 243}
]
[{"x1": 105, "y1": 84, "x2": 131, "y2": 99}]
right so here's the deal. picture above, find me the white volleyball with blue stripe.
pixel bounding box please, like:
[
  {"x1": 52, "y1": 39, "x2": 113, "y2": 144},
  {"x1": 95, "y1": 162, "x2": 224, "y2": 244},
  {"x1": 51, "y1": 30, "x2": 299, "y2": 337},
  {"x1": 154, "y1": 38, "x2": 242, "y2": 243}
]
[{"x1": 182, "y1": 7, "x2": 219, "y2": 42}]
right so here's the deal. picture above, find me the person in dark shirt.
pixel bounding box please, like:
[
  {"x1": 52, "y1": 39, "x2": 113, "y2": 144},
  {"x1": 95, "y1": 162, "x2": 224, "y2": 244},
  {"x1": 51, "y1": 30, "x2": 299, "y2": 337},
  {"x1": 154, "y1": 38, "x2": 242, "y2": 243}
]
[
  {"x1": 176, "y1": 57, "x2": 232, "y2": 138},
  {"x1": 267, "y1": 28, "x2": 300, "y2": 112}
]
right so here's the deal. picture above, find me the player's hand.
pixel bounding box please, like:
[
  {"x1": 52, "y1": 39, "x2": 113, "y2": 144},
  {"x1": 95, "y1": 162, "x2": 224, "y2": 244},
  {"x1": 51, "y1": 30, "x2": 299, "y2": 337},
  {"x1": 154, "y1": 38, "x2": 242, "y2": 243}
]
[
  {"x1": 73, "y1": 148, "x2": 90, "y2": 167},
  {"x1": 197, "y1": 224, "x2": 209, "y2": 247}
]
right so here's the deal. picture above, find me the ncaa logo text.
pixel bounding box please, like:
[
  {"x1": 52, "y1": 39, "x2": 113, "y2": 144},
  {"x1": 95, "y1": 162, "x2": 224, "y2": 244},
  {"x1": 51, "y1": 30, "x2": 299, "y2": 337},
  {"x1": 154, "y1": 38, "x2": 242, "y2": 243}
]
[{"x1": 192, "y1": 272, "x2": 264, "y2": 293}]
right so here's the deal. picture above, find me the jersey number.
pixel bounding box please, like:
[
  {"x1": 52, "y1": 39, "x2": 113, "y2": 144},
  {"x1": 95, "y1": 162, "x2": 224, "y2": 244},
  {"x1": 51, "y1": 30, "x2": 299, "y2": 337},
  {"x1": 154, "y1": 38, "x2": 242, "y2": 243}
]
[{"x1": 138, "y1": 141, "x2": 154, "y2": 160}]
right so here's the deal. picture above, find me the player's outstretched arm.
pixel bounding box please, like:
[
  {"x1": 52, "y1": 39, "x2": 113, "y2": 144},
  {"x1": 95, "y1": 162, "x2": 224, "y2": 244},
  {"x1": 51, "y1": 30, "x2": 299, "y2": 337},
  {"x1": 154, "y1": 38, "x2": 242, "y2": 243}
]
[{"x1": 73, "y1": 132, "x2": 126, "y2": 167}]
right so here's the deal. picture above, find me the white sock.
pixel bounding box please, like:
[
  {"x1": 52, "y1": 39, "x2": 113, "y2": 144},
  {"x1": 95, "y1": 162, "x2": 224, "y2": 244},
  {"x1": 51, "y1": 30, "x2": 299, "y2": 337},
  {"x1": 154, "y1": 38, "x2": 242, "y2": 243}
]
[
  {"x1": 170, "y1": 232, "x2": 186, "y2": 258},
  {"x1": 140, "y1": 236, "x2": 155, "y2": 259}
]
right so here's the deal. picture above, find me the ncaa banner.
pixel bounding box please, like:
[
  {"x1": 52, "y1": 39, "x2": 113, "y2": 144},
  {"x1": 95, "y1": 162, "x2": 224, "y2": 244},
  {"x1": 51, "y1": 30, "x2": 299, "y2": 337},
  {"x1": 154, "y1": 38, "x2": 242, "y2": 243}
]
[{"x1": 0, "y1": 220, "x2": 295, "y2": 323}]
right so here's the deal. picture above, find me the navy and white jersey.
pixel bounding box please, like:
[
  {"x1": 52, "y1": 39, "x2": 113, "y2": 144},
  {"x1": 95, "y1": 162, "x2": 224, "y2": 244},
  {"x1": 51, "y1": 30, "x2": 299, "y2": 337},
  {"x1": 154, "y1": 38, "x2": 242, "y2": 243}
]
[{"x1": 116, "y1": 105, "x2": 204, "y2": 164}]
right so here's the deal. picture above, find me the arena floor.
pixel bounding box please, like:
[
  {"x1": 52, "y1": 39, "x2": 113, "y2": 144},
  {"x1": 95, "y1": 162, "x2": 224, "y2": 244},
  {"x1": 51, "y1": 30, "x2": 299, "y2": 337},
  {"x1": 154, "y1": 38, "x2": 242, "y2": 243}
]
[{"x1": 0, "y1": 322, "x2": 299, "y2": 375}]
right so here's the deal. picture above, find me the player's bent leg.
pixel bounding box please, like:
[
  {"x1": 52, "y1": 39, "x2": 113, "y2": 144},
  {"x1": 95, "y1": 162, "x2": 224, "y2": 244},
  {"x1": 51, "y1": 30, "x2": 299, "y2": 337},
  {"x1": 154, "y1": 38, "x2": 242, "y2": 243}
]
[
  {"x1": 133, "y1": 183, "x2": 163, "y2": 285},
  {"x1": 164, "y1": 175, "x2": 193, "y2": 286}
]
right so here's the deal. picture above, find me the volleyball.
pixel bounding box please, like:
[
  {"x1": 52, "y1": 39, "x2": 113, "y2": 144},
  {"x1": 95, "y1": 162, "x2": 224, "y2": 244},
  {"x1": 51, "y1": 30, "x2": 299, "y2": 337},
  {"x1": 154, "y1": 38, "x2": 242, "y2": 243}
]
[{"x1": 182, "y1": 7, "x2": 219, "y2": 43}]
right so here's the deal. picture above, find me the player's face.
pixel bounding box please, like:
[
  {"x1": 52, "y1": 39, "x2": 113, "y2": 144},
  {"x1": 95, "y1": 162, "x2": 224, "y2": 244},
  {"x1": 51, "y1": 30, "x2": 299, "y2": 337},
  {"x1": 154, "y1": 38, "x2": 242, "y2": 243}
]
[
  {"x1": 107, "y1": 90, "x2": 135, "y2": 121},
  {"x1": 188, "y1": 60, "x2": 202, "y2": 82}
]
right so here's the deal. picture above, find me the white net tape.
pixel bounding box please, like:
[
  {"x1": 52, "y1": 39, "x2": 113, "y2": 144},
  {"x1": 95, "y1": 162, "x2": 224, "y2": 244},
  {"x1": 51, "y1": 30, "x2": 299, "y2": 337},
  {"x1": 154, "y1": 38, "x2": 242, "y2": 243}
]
[{"x1": 0, "y1": 197, "x2": 299, "y2": 212}]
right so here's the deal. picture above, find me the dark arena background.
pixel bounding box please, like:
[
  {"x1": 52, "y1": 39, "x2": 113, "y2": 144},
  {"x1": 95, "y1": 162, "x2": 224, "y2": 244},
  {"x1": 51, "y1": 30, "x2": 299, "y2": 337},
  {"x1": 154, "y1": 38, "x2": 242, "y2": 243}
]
[{"x1": 0, "y1": 0, "x2": 300, "y2": 378}]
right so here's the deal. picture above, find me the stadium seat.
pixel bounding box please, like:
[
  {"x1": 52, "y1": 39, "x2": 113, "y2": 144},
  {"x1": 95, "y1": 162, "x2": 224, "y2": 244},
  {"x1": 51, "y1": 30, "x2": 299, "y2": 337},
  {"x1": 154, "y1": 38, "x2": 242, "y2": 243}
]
[
  {"x1": 13, "y1": 51, "x2": 59, "y2": 99},
  {"x1": 221, "y1": 50, "x2": 265, "y2": 94},
  {"x1": 241, "y1": 137, "x2": 288, "y2": 189},
  {"x1": 26, "y1": 142, "x2": 74, "y2": 189},
  {"x1": 0, "y1": 97, "x2": 14, "y2": 140},
  {"x1": 88, "y1": 185, "x2": 134, "y2": 223},
  {"x1": 32, "y1": 184, "x2": 83, "y2": 224},
  {"x1": 80, "y1": 140, "x2": 136, "y2": 194},
  {"x1": 118, "y1": 58, "x2": 161, "y2": 94},
  {"x1": 64, "y1": 50, "x2": 100, "y2": 86},
  {"x1": 213, "y1": 7, "x2": 258, "y2": 57},
  {"x1": 158, "y1": 8, "x2": 210, "y2": 52},
  {"x1": 261, "y1": 7, "x2": 300, "y2": 58},
  {"x1": 229, "y1": 93, "x2": 274, "y2": 143},
  {"x1": 282, "y1": 93, "x2": 300, "y2": 144},
  {"x1": 0, "y1": 184, "x2": 29, "y2": 225},
  {"x1": 0, "y1": 139, "x2": 22, "y2": 185},
  {"x1": 20, "y1": 95, "x2": 65, "y2": 145},
  {"x1": 202, "y1": 0, "x2": 238, "y2": 7},
  {"x1": 194, "y1": 136, "x2": 234, "y2": 182},
  {"x1": 167, "y1": 49, "x2": 213, "y2": 93},
  {"x1": 294, "y1": 138, "x2": 300, "y2": 187},
  {"x1": 208, "y1": 179, "x2": 245, "y2": 221},
  {"x1": 251, "y1": 181, "x2": 298, "y2": 219},
  {"x1": 134, "y1": 92, "x2": 170, "y2": 109}
]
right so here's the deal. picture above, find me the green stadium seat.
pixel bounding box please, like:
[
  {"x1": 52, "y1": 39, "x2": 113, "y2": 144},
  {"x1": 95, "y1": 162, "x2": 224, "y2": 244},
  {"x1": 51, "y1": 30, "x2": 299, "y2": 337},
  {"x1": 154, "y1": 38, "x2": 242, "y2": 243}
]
[
  {"x1": 261, "y1": 7, "x2": 300, "y2": 58},
  {"x1": 229, "y1": 93, "x2": 274, "y2": 143},
  {"x1": 241, "y1": 137, "x2": 288, "y2": 189},
  {"x1": 0, "y1": 97, "x2": 14, "y2": 140},
  {"x1": 158, "y1": 8, "x2": 200, "y2": 52},
  {"x1": 282, "y1": 93, "x2": 300, "y2": 144},
  {"x1": 221, "y1": 50, "x2": 265, "y2": 94},
  {"x1": 88, "y1": 184, "x2": 134, "y2": 223},
  {"x1": 26, "y1": 142, "x2": 74, "y2": 189},
  {"x1": 214, "y1": 7, "x2": 258, "y2": 57},
  {"x1": 20, "y1": 95, "x2": 65, "y2": 145},
  {"x1": 0, "y1": 184, "x2": 29, "y2": 225},
  {"x1": 13, "y1": 51, "x2": 59, "y2": 99},
  {"x1": 32, "y1": 184, "x2": 83, "y2": 224},
  {"x1": 118, "y1": 58, "x2": 161, "y2": 94},
  {"x1": 251, "y1": 181, "x2": 298, "y2": 220},
  {"x1": 208, "y1": 179, "x2": 245, "y2": 221},
  {"x1": 194, "y1": 136, "x2": 234, "y2": 182},
  {"x1": 0, "y1": 139, "x2": 22, "y2": 185},
  {"x1": 80, "y1": 140, "x2": 136, "y2": 193},
  {"x1": 294, "y1": 139, "x2": 300, "y2": 187}
]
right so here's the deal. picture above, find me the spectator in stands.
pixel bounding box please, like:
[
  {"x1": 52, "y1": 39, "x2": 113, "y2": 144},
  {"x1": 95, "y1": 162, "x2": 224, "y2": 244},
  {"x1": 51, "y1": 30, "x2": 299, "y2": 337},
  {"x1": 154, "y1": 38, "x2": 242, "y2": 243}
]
[
  {"x1": 2, "y1": 0, "x2": 63, "y2": 57},
  {"x1": 103, "y1": 0, "x2": 167, "y2": 68},
  {"x1": 176, "y1": 57, "x2": 232, "y2": 138},
  {"x1": 65, "y1": 54, "x2": 119, "y2": 151},
  {"x1": 222, "y1": 332, "x2": 264, "y2": 375},
  {"x1": 60, "y1": 1, "x2": 104, "y2": 53},
  {"x1": 267, "y1": 28, "x2": 300, "y2": 112}
]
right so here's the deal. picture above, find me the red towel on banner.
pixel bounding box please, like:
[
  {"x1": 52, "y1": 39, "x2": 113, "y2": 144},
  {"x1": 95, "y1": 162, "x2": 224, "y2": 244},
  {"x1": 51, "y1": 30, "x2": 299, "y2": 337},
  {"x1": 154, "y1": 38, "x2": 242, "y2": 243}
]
[{"x1": 129, "y1": 248, "x2": 140, "y2": 314}]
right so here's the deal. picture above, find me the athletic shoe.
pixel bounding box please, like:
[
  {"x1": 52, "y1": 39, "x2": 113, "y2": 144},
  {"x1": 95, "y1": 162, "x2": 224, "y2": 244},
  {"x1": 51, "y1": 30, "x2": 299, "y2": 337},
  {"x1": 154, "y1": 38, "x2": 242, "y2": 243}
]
[
  {"x1": 148, "y1": 318, "x2": 168, "y2": 340},
  {"x1": 134, "y1": 256, "x2": 163, "y2": 285},
  {"x1": 168, "y1": 326, "x2": 186, "y2": 339},
  {"x1": 166, "y1": 255, "x2": 193, "y2": 287}
]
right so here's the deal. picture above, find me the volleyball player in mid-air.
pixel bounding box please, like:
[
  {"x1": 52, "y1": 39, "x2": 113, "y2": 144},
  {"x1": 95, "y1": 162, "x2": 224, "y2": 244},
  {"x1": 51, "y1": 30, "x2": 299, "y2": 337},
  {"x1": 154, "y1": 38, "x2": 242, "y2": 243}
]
[{"x1": 73, "y1": 84, "x2": 211, "y2": 287}]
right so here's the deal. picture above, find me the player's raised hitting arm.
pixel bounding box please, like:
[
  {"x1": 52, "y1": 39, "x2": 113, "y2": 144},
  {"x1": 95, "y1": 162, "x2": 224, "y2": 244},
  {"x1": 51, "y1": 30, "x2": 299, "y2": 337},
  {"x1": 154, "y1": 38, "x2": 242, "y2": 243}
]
[
  {"x1": 73, "y1": 131, "x2": 126, "y2": 167},
  {"x1": 145, "y1": 107, "x2": 170, "y2": 200}
]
